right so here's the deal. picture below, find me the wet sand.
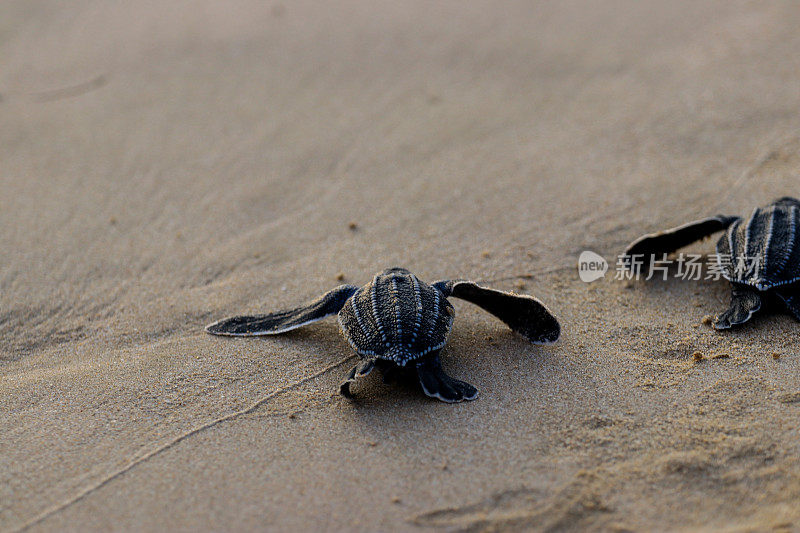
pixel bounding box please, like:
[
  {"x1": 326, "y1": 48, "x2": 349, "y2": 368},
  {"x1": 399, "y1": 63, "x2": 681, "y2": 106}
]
[{"x1": 2, "y1": 1, "x2": 800, "y2": 531}]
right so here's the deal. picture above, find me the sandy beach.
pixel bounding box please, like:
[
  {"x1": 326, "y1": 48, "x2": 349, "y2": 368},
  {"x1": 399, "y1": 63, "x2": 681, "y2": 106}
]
[{"x1": 3, "y1": 1, "x2": 800, "y2": 531}]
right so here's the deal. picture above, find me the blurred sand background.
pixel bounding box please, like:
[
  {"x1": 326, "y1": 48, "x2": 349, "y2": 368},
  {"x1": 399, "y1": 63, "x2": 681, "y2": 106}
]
[{"x1": 2, "y1": 1, "x2": 800, "y2": 531}]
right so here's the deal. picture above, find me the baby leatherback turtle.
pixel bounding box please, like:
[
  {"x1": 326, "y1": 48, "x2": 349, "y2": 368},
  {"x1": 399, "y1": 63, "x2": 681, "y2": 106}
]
[
  {"x1": 205, "y1": 267, "x2": 560, "y2": 403},
  {"x1": 623, "y1": 197, "x2": 800, "y2": 329}
]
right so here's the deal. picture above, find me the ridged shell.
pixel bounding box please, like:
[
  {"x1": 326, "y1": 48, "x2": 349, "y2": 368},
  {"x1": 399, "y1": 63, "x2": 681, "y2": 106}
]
[
  {"x1": 337, "y1": 268, "x2": 454, "y2": 365},
  {"x1": 716, "y1": 202, "x2": 800, "y2": 290}
]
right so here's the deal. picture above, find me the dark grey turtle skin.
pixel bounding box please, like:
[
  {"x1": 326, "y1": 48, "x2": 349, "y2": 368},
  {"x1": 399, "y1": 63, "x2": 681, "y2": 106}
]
[
  {"x1": 205, "y1": 267, "x2": 561, "y2": 403},
  {"x1": 623, "y1": 197, "x2": 800, "y2": 330}
]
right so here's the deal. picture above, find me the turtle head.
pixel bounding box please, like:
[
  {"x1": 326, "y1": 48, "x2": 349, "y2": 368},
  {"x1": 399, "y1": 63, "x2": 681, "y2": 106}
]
[
  {"x1": 774, "y1": 196, "x2": 800, "y2": 207},
  {"x1": 381, "y1": 267, "x2": 412, "y2": 276}
]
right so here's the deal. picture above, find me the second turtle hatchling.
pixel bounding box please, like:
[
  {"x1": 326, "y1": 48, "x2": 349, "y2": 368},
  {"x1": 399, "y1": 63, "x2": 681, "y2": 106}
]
[
  {"x1": 206, "y1": 267, "x2": 560, "y2": 403},
  {"x1": 623, "y1": 197, "x2": 800, "y2": 329}
]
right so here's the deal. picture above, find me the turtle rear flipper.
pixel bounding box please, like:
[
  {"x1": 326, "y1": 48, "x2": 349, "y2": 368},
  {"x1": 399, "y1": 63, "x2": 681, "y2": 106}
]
[
  {"x1": 624, "y1": 215, "x2": 740, "y2": 274},
  {"x1": 415, "y1": 353, "x2": 478, "y2": 403},
  {"x1": 340, "y1": 359, "x2": 375, "y2": 398},
  {"x1": 714, "y1": 285, "x2": 762, "y2": 330},
  {"x1": 433, "y1": 280, "x2": 560, "y2": 344},
  {"x1": 775, "y1": 285, "x2": 800, "y2": 321},
  {"x1": 205, "y1": 284, "x2": 359, "y2": 336}
]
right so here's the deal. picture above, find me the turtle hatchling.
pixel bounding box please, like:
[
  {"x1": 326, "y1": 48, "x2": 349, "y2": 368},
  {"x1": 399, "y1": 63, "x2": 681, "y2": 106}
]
[
  {"x1": 205, "y1": 267, "x2": 560, "y2": 403},
  {"x1": 623, "y1": 197, "x2": 800, "y2": 329}
]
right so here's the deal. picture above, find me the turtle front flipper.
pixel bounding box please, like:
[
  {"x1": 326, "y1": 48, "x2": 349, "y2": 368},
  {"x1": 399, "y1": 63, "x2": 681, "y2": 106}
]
[
  {"x1": 714, "y1": 284, "x2": 762, "y2": 330},
  {"x1": 623, "y1": 215, "x2": 740, "y2": 274},
  {"x1": 775, "y1": 285, "x2": 800, "y2": 321},
  {"x1": 415, "y1": 352, "x2": 478, "y2": 403},
  {"x1": 340, "y1": 359, "x2": 375, "y2": 398},
  {"x1": 205, "y1": 284, "x2": 359, "y2": 336},
  {"x1": 433, "y1": 280, "x2": 560, "y2": 344}
]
